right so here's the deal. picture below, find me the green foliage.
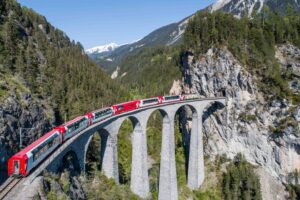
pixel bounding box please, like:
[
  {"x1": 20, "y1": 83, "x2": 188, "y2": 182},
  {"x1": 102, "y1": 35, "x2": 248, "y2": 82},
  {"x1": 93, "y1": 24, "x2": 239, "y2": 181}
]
[
  {"x1": 184, "y1": 11, "x2": 300, "y2": 103},
  {"x1": 239, "y1": 112, "x2": 257, "y2": 123},
  {"x1": 287, "y1": 170, "x2": 300, "y2": 200},
  {"x1": 117, "y1": 119, "x2": 133, "y2": 184},
  {"x1": 117, "y1": 46, "x2": 182, "y2": 97},
  {"x1": 84, "y1": 171, "x2": 141, "y2": 200},
  {"x1": 146, "y1": 111, "x2": 162, "y2": 198},
  {"x1": 174, "y1": 115, "x2": 188, "y2": 189},
  {"x1": 222, "y1": 154, "x2": 262, "y2": 200},
  {"x1": 0, "y1": 0, "x2": 128, "y2": 122}
]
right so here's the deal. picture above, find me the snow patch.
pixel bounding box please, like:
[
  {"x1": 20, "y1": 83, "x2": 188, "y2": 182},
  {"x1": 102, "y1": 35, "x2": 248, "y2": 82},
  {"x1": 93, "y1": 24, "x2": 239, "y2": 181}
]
[
  {"x1": 85, "y1": 43, "x2": 119, "y2": 54},
  {"x1": 211, "y1": 0, "x2": 232, "y2": 12},
  {"x1": 111, "y1": 66, "x2": 120, "y2": 79},
  {"x1": 167, "y1": 17, "x2": 191, "y2": 46},
  {"x1": 248, "y1": 0, "x2": 257, "y2": 17},
  {"x1": 121, "y1": 72, "x2": 127, "y2": 77},
  {"x1": 129, "y1": 44, "x2": 145, "y2": 52}
]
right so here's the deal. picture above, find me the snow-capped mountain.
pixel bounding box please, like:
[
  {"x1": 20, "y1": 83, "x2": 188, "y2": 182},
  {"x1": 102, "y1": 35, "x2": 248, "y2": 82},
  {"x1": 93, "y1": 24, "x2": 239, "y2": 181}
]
[
  {"x1": 85, "y1": 43, "x2": 119, "y2": 54},
  {"x1": 89, "y1": 0, "x2": 300, "y2": 72}
]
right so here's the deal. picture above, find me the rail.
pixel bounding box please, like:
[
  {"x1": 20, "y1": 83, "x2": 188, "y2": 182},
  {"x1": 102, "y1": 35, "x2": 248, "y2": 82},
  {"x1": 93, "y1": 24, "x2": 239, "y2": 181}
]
[{"x1": 0, "y1": 177, "x2": 22, "y2": 200}]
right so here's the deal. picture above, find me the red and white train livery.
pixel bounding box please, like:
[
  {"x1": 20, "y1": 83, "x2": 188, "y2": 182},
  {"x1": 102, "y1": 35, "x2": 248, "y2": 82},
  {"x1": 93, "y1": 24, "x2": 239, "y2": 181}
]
[{"x1": 8, "y1": 94, "x2": 196, "y2": 177}]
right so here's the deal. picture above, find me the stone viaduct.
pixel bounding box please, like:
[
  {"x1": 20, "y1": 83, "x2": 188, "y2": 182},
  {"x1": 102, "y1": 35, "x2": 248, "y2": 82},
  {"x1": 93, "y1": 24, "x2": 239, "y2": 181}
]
[{"x1": 21, "y1": 97, "x2": 226, "y2": 200}]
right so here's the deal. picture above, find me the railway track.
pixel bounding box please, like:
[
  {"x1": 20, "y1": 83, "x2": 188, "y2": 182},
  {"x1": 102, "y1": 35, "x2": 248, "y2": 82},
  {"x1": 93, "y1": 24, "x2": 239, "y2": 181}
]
[{"x1": 0, "y1": 177, "x2": 22, "y2": 200}]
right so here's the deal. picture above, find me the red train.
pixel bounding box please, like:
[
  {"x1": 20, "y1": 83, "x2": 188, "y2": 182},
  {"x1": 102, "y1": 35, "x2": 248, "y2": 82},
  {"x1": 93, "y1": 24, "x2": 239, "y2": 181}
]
[{"x1": 8, "y1": 94, "x2": 194, "y2": 177}]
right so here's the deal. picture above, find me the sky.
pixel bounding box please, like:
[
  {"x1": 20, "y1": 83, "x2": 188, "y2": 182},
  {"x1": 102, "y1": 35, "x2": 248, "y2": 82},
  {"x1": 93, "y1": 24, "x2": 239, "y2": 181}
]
[{"x1": 17, "y1": 0, "x2": 216, "y2": 49}]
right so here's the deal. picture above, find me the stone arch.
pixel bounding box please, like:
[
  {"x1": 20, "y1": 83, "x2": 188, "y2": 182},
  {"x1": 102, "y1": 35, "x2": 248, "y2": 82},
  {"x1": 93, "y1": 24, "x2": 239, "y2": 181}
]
[
  {"x1": 117, "y1": 116, "x2": 143, "y2": 184},
  {"x1": 61, "y1": 150, "x2": 81, "y2": 176},
  {"x1": 144, "y1": 108, "x2": 170, "y2": 196},
  {"x1": 84, "y1": 129, "x2": 111, "y2": 174},
  {"x1": 146, "y1": 108, "x2": 170, "y2": 126},
  {"x1": 173, "y1": 104, "x2": 198, "y2": 183}
]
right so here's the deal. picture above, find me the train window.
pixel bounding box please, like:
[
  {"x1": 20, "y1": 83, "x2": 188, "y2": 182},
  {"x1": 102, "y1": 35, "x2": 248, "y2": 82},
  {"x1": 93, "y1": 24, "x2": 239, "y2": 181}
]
[
  {"x1": 14, "y1": 161, "x2": 19, "y2": 171},
  {"x1": 66, "y1": 118, "x2": 87, "y2": 136},
  {"x1": 32, "y1": 134, "x2": 58, "y2": 161},
  {"x1": 164, "y1": 95, "x2": 179, "y2": 101},
  {"x1": 143, "y1": 98, "x2": 158, "y2": 104},
  {"x1": 95, "y1": 109, "x2": 112, "y2": 119},
  {"x1": 118, "y1": 105, "x2": 124, "y2": 110}
]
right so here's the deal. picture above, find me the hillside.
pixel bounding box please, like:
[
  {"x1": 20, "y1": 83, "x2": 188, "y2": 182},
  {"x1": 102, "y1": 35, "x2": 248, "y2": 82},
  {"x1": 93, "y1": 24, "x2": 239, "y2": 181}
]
[
  {"x1": 1, "y1": 0, "x2": 300, "y2": 199},
  {"x1": 86, "y1": 17, "x2": 191, "y2": 73},
  {"x1": 88, "y1": 0, "x2": 300, "y2": 74},
  {"x1": 210, "y1": 0, "x2": 300, "y2": 17},
  {"x1": 0, "y1": 0, "x2": 127, "y2": 183}
]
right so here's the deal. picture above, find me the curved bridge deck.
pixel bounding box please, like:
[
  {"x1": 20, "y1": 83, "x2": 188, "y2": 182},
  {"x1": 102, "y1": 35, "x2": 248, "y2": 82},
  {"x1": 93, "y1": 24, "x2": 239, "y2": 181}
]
[{"x1": 4, "y1": 97, "x2": 226, "y2": 200}]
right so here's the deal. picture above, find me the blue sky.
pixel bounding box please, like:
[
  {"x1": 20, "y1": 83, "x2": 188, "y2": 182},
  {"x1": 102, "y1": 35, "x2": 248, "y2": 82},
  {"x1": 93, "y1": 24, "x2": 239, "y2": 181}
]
[{"x1": 18, "y1": 0, "x2": 216, "y2": 49}]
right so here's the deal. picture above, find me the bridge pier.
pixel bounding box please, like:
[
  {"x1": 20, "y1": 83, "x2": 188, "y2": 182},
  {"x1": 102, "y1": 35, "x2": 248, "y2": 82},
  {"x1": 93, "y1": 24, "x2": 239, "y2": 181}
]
[
  {"x1": 187, "y1": 109, "x2": 204, "y2": 189},
  {"x1": 158, "y1": 112, "x2": 178, "y2": 200},
  {"x1": 130, "y1": 119, "x2": 150, "y2": 198},
  {"x1": 101, "y1": 126, "x2": 119, "y2": 183}
]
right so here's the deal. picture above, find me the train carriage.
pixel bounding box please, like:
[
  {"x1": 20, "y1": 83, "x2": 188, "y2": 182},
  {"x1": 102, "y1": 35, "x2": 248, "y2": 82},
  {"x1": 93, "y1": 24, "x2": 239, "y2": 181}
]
[
  {"x1": 112, "y1": 100, "x2": 140, "y2": 114},
  {"x1": 7, "y1": 94, "x2": 192, "y2": 178},
  {"x1": 86, "y1": 107, "x2": 114, "y2": 124},
  {"x1": 57, "y1": 116, "x2": 89, "y2": 141},
  {"x1": 162, "y1": 95, "x2": 184, "y2": 103},
  {"x1": 140, "y1": 96, "x2": 163, "y2": 107},
  {"x1": 8, "y1": 129, "x2": 63, "y2": 177}
]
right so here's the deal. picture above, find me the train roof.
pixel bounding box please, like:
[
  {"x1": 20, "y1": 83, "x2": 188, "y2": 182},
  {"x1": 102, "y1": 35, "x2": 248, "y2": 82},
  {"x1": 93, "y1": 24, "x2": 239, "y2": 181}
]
[
  {"x1": 142, "y1": 97, "x2": 159, "y2": 100},
  {"x1": 62, "y1": 116, "x2": 86, "y2": 127},
  {"x1": 113, "y1": 100, "x2": 140, "y2": 106},
  {"x1": 90, "y1": 107, "x2": 112, "y2": 113},
  {"x1": 11, "y1": 129, "x2": 59, "y2": 158}
]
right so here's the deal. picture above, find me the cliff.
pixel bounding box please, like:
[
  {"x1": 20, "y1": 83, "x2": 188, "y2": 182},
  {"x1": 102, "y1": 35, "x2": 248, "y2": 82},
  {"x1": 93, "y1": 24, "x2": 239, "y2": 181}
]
[{"x1": 181, "y1": 44, "x2": 300, "y2": 199}]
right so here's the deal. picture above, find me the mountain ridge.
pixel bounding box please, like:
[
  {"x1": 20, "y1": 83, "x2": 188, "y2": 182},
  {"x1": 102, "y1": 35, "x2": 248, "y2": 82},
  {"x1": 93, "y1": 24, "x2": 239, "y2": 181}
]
[
  {"x1": 85, "y1": 42, "x2": 119, "y2": 54},
  {"x1": 88, "y1": 0, "x2": 300, "y2": 73}
]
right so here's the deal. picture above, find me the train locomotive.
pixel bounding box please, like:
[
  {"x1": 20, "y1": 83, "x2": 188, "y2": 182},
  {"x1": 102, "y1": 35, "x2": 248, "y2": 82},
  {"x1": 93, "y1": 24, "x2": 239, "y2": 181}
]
[{"x1": 8, "y1": 94, "x2": 196, "y2": 177}]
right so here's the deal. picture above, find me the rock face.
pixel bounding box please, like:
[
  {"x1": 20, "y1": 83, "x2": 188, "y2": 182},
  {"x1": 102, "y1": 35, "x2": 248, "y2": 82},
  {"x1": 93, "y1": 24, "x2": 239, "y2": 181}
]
[
  {"x1": 69, "y1": 177, "x2": 86, "y2": 200},
  {"x1": 181, "y1": 46, "x2": 300, "y2": 185},
  {"x1": 0, "y1": 80, "x2": 56, "y2": 184},
  {"x1": 276, "y1": 44, "x2": 300, "y2": 94}
]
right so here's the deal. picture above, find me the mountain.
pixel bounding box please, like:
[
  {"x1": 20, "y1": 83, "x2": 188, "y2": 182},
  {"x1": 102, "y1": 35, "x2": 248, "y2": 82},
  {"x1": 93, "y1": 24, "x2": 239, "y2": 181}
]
[
  {"x1": 85, "y1": 43, "x2": 119, "y2": 54},
  {"x1": 87, "y1": 16, "x2": 192, "y2": 73},
  {"x1": 89, "y1": 0, "x2": 300, "y2": 73},
  {"x1": 209, "y1": 0, "x2": 300, "y2": 17}
]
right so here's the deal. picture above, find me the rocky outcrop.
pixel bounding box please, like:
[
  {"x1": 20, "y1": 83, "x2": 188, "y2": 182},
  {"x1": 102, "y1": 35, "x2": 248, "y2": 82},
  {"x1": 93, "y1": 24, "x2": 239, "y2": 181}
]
[
  {"x1": 0, "y1": 75, "x2": 56, "y2": 184},
  {"x1": 181, "y1": 46, "x2": 300, "y2": 186},
  {"x1": 276, "y1": 44, "x2": 300, "y2": 95}
]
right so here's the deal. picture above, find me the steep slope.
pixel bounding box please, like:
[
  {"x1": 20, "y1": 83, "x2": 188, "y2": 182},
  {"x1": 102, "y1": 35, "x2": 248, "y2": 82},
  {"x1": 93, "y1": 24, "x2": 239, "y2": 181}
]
[
  {"x1": 209, "y1": 0, "x2": 300, "y2": 17},
  {"x1": 87, "y1": 17, "x2": 192, "y2": 73},
  {"x1": 88, "y1": 0, "x2": 300, "y2": 73},
  {"x1": 0, "y1": 0, "x2": 127, "y2": 184},
  {"x1": 181, "y1": 11, "x2": 300, "y2": 198}
]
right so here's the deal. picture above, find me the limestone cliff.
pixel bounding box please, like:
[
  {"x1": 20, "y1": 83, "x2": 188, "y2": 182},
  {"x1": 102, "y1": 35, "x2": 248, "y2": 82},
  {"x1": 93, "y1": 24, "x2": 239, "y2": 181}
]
[{"x1": 181, "y1": 45, "x2": 300, "y2": 198}]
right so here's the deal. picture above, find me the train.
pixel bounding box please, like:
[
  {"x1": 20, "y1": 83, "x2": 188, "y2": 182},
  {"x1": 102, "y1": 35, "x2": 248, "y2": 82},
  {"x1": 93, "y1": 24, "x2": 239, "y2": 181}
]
[{"x1": 7, "y1": 94, "x2": 198, "y2": 177}]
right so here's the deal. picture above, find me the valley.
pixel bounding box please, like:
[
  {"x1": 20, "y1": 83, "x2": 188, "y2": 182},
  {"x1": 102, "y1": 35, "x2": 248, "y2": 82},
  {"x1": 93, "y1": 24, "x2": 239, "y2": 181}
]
[{"x1": 1, "y1": 0, "x2": 300, "y2": 199}]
